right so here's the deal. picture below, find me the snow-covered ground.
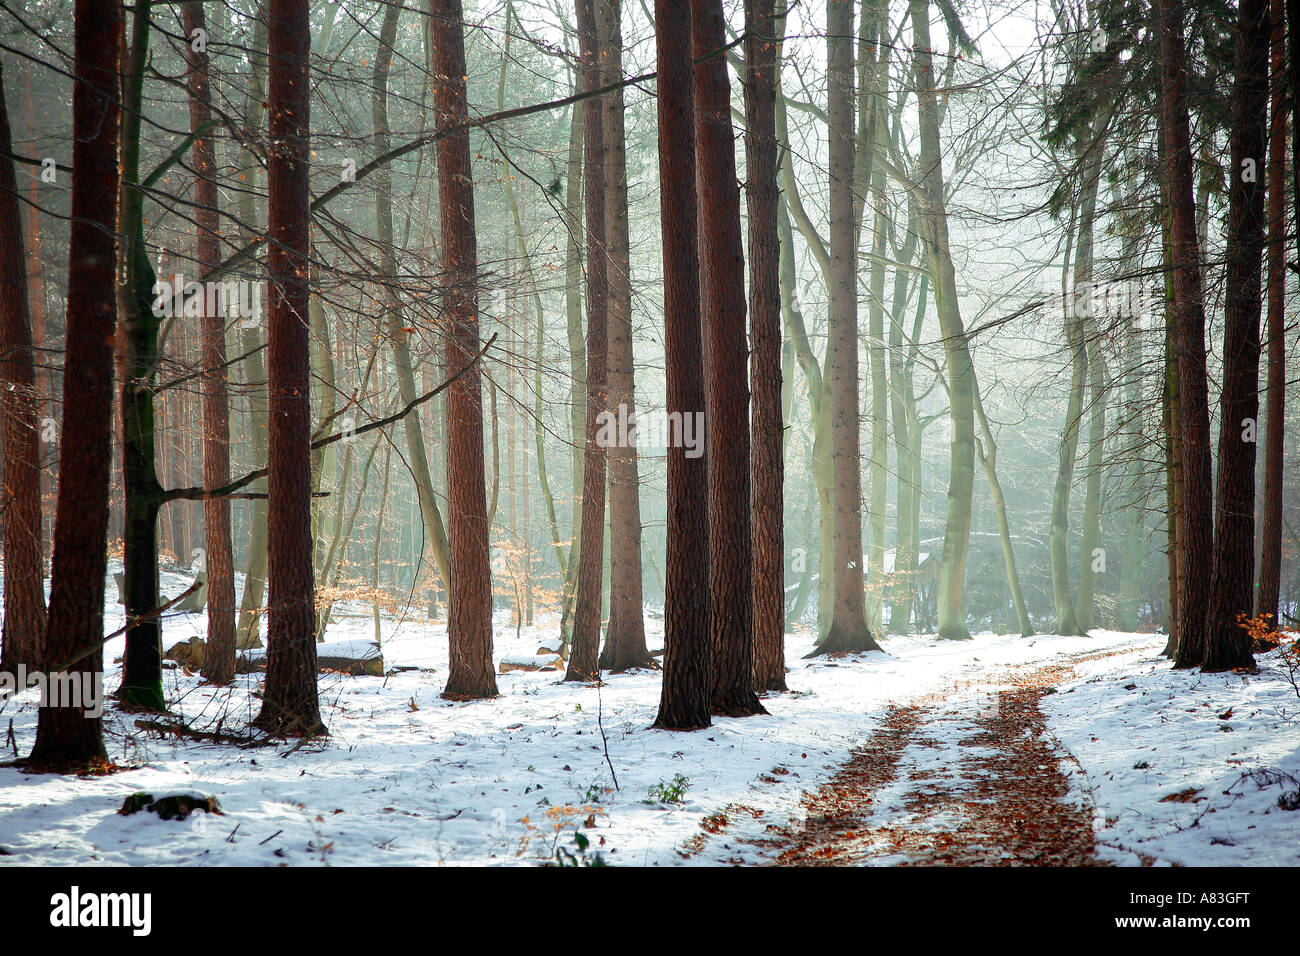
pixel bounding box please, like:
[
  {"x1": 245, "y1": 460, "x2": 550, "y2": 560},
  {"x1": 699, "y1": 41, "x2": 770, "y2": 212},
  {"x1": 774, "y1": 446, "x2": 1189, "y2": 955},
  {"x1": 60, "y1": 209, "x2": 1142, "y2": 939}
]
[
  {"x1": 0, "y1": 567, "x2": 1294, "y2": 866},
  {"x1": 1045, "y1": 638, "x2": 1300, "y2": 867}
]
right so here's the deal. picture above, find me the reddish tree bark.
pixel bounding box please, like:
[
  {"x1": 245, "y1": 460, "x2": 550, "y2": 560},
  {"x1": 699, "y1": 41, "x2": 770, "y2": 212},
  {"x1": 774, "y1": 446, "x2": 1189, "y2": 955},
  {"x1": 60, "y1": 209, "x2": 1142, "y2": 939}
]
[
  {"x1": 1256, "y1": 0, "x2": 1286, "y2": 627},
  {"x1": 693, "y1": 0, "x2": 763, "y2": 716},
  {"x1": 596, "y1": 0, "x2": 653, "y2": 673},
  {"x1": 1204, "y1": 0, "x2": 1268, "y2": 672},
  {"x1": 653, "y1": 0, "x2": 711, "y2": 732},
  {"x1": 431, "y1": 0, "x2": 498, "y2": 699},
  {"x1": 745, "y1": 0, "x2": 786, "y2": 693},
  {"x1": 1160, "y1": 0, "x2": 1214, "y2": 669},
  {"x1": 564, "y1": 0, "x2": 608, "y2": 683},
  {"x1": 26, "y1": 0, "x2": 121, "y2": 769},
  {"x1": 0, "y1": 60, "x2": 47, "y2": 676},
  {"x1": 184, "y1": 2, "x2": 236, "y2": 684},
  {"x1": 255, "y1": 0, "x2": 324, "y2": 734}
]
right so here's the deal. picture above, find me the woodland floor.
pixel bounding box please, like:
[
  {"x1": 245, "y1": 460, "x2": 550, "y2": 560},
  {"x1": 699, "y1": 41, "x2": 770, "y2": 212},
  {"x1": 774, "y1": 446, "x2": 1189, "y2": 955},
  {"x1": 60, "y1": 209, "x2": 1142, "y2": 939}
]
[
  {"x1": 749, "y1": 651, "x2": 1128, "y2": 866},
  {"x1": 2, "y1": 567, "x2": 1298, "y2": 866}
]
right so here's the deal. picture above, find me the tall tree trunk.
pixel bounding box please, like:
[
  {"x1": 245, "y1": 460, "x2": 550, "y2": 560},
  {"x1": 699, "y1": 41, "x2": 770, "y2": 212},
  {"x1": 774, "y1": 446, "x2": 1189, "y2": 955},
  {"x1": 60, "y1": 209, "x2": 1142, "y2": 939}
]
[
  {"x1": 117, "y1": 0, "x2": 166, "y2": 710},
  {"x1": 558, "y1": 83, "x2": 586, "y2": 651},
  {"x1": 887, "y1": 201, "x2": 922, "y2": 634},
  {"x1": 863, "y1": 3, "x2": 889, "y2": 636},
  {"x1": 1204, "y1": 0, "x2": 1268, "y2": 672},
  {"x1": 745, "y1": 0, "x2": 786, "y2": 692},
  {"x1": 597, "y1": 0, "x2": 652, "y2": 671},
  {"x1": 255, "y1": 0, "x2": 324, "y2": 734},
  {"x1": 694, "y1": 0, "x2": 763, "y2": 713},
  {"x1": 653, "y1": 0, "x2": 711, "y2": 731},
  {"x1": 1075, "y1": 341, "x2": 1106, "y2": 632},
  {"x1": 563, "y1": 0, "x2": 608, "y2": 683},
  {"x1": 1161, "y1": 0, "x2": 1215, "y2": 669},
  {"x1": 911, "y1": 0, "x2": 975, "y2": 641},
  {"x1": 27, "y1": 0, "x2": 120, "y2": 768},
  {"x1": 814, "y1": 0, "x2": 881, "y2": 655},
  {"x1": 1070, "y1": 101, "x2": 1113, "y2": 632},
  {"x1": 235, "y1": 4, "x2": 269, "y2": 652},
  {"x1": 432, "y1": 0, "x2": 498, "y2": 699},
  {"x1": 185, "y1": 2, "x2": 236, "y2": 684},
  {"x1": 22, "y1": 64, "x2": 53, "y2": 574},
  {"x1": 1256, "y1": 0, "x2": 1286, "y2": 627},
  {"x1": 0, "y1": 60, "x2": 47, "y2": 675}
]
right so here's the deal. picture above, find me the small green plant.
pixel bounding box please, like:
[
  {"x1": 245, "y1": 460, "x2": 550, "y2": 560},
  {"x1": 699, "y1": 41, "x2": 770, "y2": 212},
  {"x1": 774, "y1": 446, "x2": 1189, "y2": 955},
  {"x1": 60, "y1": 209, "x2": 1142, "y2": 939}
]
[
  {"x1": 643, "y1": 773, "x2": 691, "y2": 805},
  {"x1": 1133, "y1": 760, "x2": 1150, "y2": 770},
  {"x1": 552, "y1": 829, "x2": 607, "y2": 867}
]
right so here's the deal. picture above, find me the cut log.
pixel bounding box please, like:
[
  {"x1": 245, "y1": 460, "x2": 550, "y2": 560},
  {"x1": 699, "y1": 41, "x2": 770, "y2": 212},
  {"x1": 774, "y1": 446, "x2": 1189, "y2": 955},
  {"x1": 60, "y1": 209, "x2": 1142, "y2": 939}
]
[
  {"x1": 499, "y1": 653, "x2": 563, "y2": 674},
  {"x1": 237, "y1": 638, "x2": 383, "y2": 676}
]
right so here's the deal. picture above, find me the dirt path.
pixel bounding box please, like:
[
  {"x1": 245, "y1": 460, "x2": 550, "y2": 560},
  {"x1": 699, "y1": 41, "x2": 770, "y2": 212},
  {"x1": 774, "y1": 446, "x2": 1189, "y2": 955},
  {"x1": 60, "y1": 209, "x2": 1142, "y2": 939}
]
[{"x1": 728, "y1": 649, "x2": 1132, "y2": 866}]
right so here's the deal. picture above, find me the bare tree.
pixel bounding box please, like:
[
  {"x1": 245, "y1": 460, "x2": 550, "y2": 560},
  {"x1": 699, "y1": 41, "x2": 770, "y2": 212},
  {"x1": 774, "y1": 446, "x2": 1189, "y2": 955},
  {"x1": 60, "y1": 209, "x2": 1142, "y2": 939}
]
[
  {"x1": 27, "y1": 0, "x2": 122, "y2": 768},
  {"x1": 654, "y1": 0, "x2": 711, "y2": 731},
  {"x1": 1256, "y1": 0, "x2": 1286, "y2": 627},
  {"x1": 432, "y1": 0, "x2": 498, "y2": 699},
  {"x1": 0, "y1": 60, "x2": 46, "y2": 676},
  {"x1": 255, "y1": 0, "x2": 324, "y2": 734},
  {"x1": 1204, "y1": 0, "x2": 1268, "y2": 672},
  {"x1": 185, "y1": 2, "x2": 236, "y2": 684},
  {"x1": 745, "y1": 0, "x2": 787, "y2": 692},
  {"x1": 694, "y1": 0, "x2": 763, "y2": 714},
  {"x1": 1161, "y1": 0, "x2": 1214, "y2": 669},
  {"x1": 565, "y1": 0, "x2": 609, "y2": 684},
  {"x1": 816, "y1": 0, "x2": 881, "y2": 654},
  {"x1": 597, "y1": 0, "x2": 653, "y2": 673}
]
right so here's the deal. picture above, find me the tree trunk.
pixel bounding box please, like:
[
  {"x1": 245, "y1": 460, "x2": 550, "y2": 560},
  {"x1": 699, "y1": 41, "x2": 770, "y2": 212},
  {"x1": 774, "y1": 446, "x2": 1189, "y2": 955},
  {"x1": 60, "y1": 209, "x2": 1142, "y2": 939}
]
[
  {"x1": 1204, "y1": 0, "x2": 1268, "y2": 672},
  {"x1": 185, "y1": 2, "x2": 236, "y2": 684},
  {"x1": 431, "y1": 0, "x2": 498, "y2": 699},
  {"x1": 745, "y1": 0, "x2": 786, "y2": 692},
  {"x1": 235, "y1": 5, "x2": 269, "y2": 652},
  {"x1": 863, "y1": 5, "x2": 889, "y2": 636},
  {"x1": 0, "y1": 59, "x2": 47, "y2": 676},
  {"x1": 117, "y1": 0, "x2": 166, "y2": 711},
  {"x1": 887, "y1": 201, "x2": 922, "y2": 634},
  {"x1": 26, "y1": 0, "x2": 120, "y2": 769},
  {"x1": 653, "y1": 0, "x2": 711, "y2": 731},
  {"x1": 1071, "y1": 100, "x2": 1113, "y2": 633},
  {"x1": 1161, "y1": 0, "x2": 1215, "y2": 669},
  {"x1": 559, "y1": 80, "x2": 586, "y2": 651},
  {"x1": 693, "y1": 0, "x2": 764, "y2": 713},
  {"x1": 596, "y1": 0, "x2": 651, "y2": 672},
  {"x1": 1075, "y1": 345, "x2": 1107, "y2": 631},
  {"x1": 973, "y1": 379, "x2": 1034, "y2": 636},
  {"x1": 813, "y1": 0, "x2": 881, "y2": 655},
  {"x1": 563, "y1": 0, "x2": 609, "y2": 684},
  {"x1": 1256, "y1": 0, "x2": 1285, "y2": 627},
  {"x1": 911, "y1": 0, "x2": 974, "y2": 642},
  {"x1": 255, "y1": 0, "x2": 324, "y2": 735}
]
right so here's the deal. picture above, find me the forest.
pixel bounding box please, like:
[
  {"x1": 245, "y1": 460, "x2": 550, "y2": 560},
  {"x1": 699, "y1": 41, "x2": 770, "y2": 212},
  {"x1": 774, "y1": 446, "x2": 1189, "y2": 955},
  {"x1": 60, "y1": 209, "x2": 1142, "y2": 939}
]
[{"x1": 0, "y1": 0, "x2": 1296, "y2": 873}]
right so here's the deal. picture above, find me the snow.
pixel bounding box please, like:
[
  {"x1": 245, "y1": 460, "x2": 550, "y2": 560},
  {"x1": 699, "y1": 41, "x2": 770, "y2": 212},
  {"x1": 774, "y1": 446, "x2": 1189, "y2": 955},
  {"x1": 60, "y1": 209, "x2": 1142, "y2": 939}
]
[
  {"x1": 1, "y1": 567, "x2": 1295, "y2": 866},
  {"x1": 1042, "y1": 634, "x2": 1300, "y2": 867}
]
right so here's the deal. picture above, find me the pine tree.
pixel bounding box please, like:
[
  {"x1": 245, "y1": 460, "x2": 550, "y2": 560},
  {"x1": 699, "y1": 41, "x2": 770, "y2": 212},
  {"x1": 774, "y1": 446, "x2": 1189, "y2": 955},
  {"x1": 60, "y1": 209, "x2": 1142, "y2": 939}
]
[
  {"x1": 26, "y1": 0, "x2": 122, "y2": 769},
  {"x1": 255, "y1": 0, "x2": 324, "y2": 734}
]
